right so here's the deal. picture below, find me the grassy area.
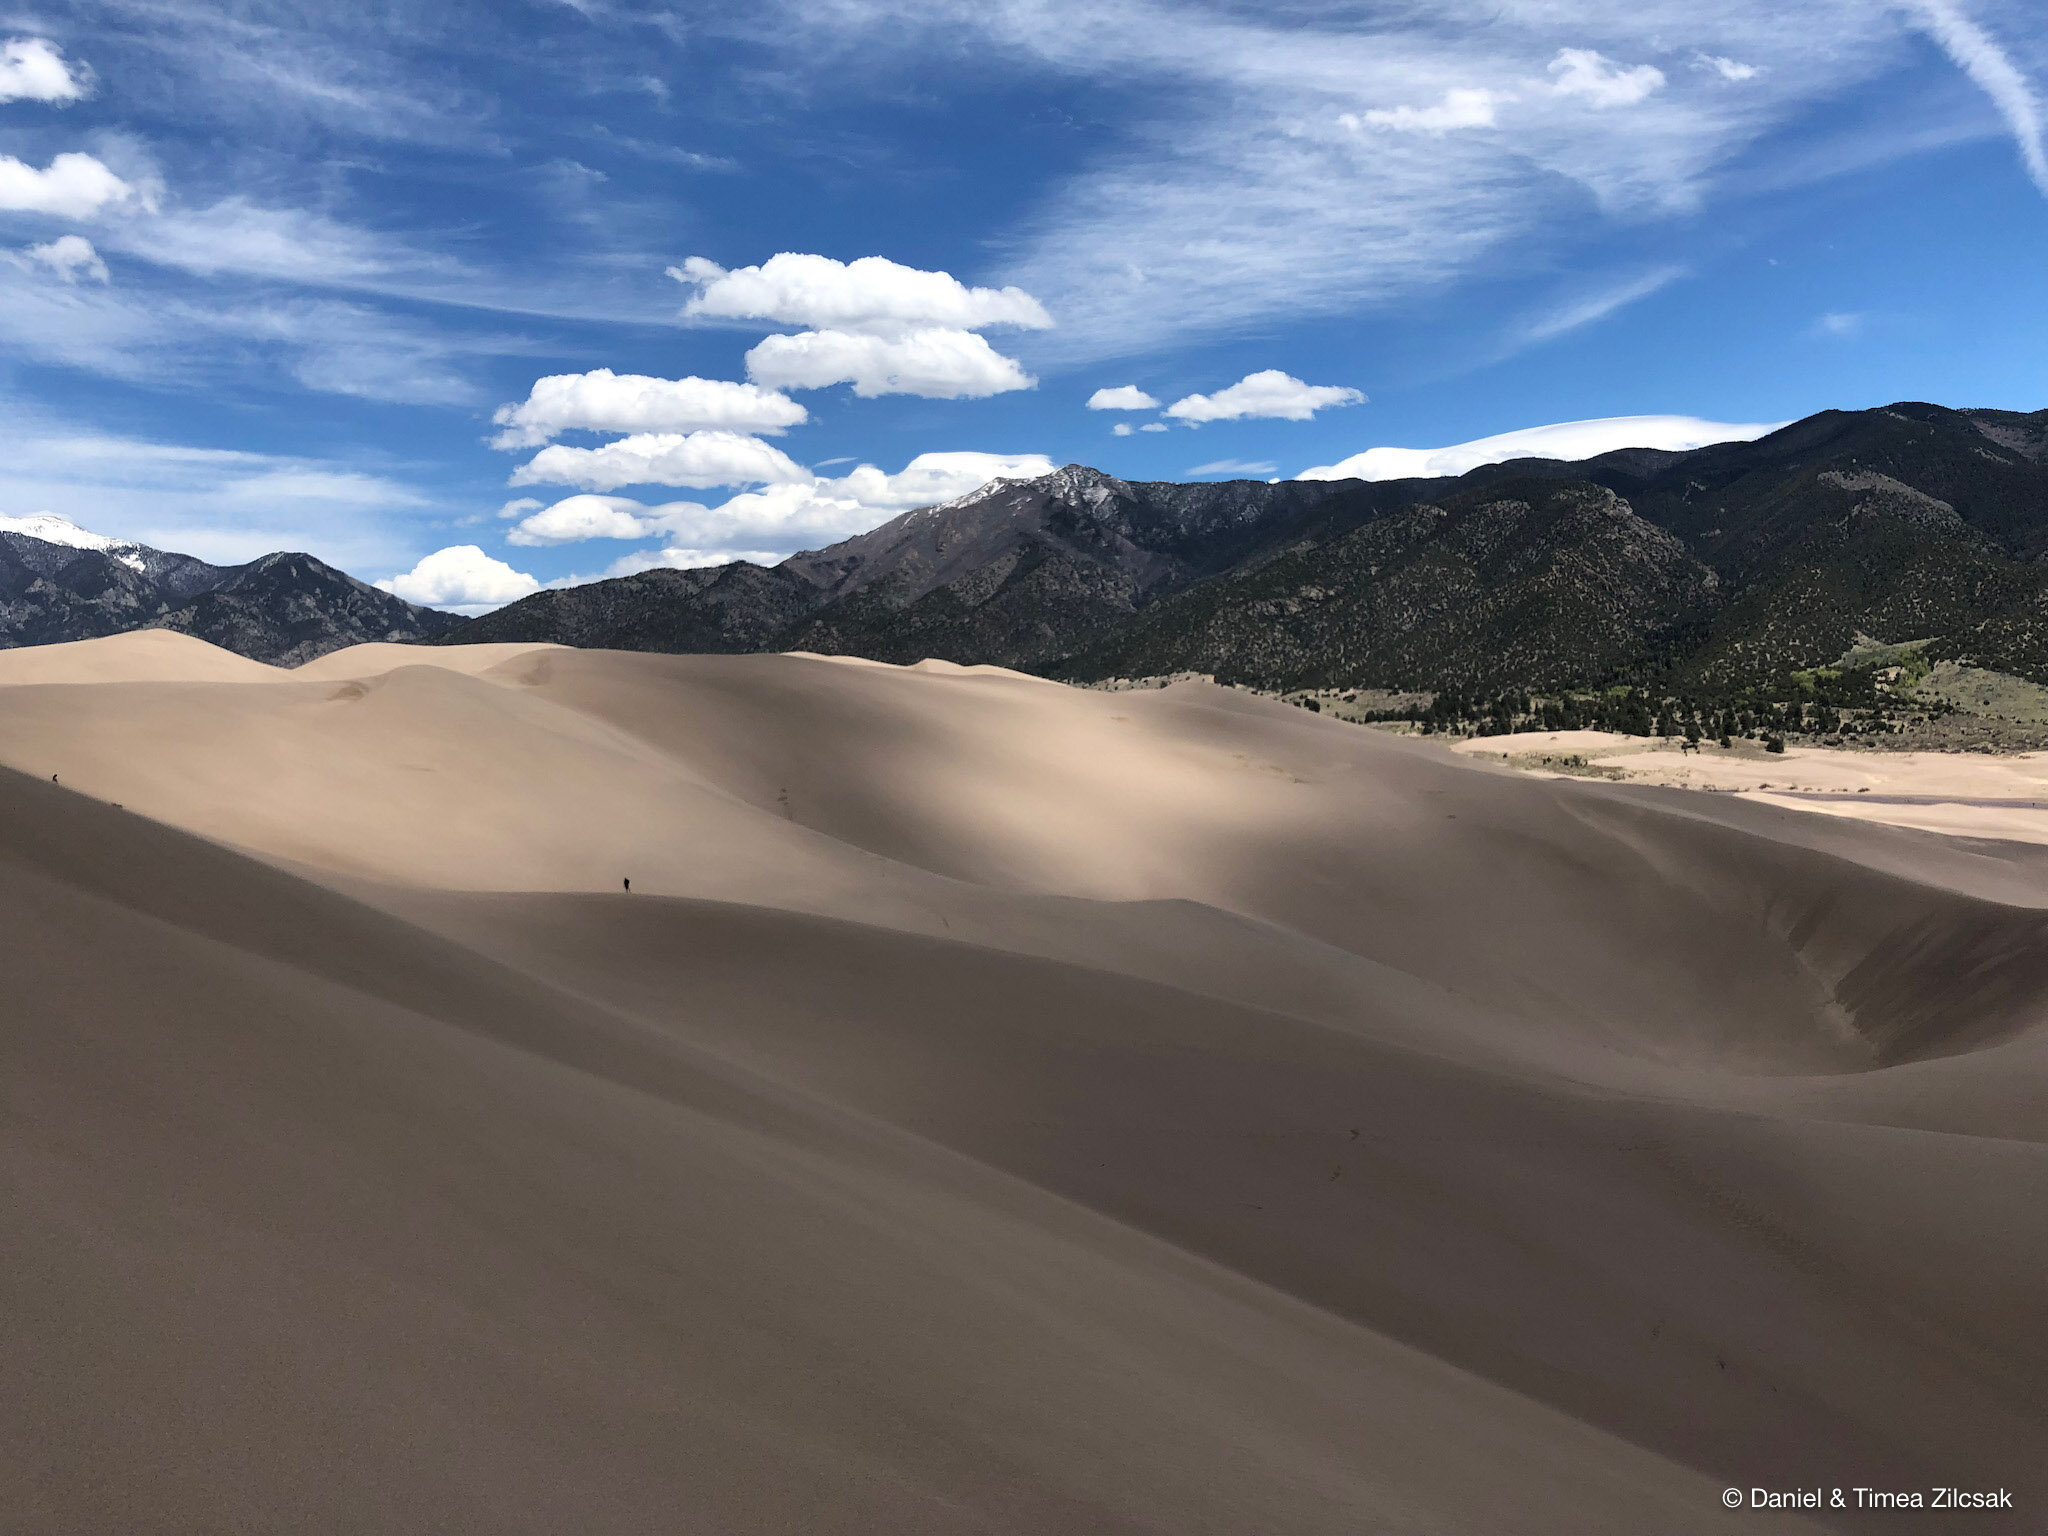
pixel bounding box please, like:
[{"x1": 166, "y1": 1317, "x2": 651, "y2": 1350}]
[
  {"x1": 1833, "y1": 634, "x2": 1935, "y2": 676},
  {"x1": 1913, "y1": 660, "x2": 2048, "y2": 725},
  {"x1": 1280, "y1": 687, "x2": 1434, "y2": 726}
]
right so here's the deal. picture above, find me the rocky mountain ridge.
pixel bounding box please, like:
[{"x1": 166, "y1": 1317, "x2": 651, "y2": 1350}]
[
  {"x1": 447, "y1": 401, "x2": 2048, "y2": 702},
  {"x1": 0, "y1": 518, "x2": 463, "y2": 665}
]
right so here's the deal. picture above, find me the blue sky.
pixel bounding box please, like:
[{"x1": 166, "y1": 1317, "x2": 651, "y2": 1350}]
[{"x1": 0, "y1": 0, "x2": 2043, "y2": 610}]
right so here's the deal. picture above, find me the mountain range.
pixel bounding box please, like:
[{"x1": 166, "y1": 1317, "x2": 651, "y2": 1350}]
[
  {"x1": 0, "y1": 515, "x2": 462, "y2": 666},
  {"x1": 7, "y1": 399, "x2": 2046, "y2": 695},
  {"x1": 445, "y1": 401, "x2": 2048, "y2": 705}
]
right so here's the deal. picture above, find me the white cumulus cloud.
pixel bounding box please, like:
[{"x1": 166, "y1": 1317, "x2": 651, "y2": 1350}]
[
  {"x1": 1165, "y1": 369, "x2": 1365, "y2": 424},
  {"x1": 546, "y1": 451, "x2": 1058, "y2": 566},
  {"x1": 510, "y1": 429, "x2": 809, "y2": 492},
  {"x1": 1546, "y1": 49, "x2": 1667, "y2": 109},
  {"x1": 692, "y1": 451, "x2": 1058, "y2": 553},
  {"x1": 744, "y1": 327, "x2": 1034, "y2": 398},
  {"x1": 1350, "y1": 88, "x2": 1508, "y2": 135},
  {"x1": 0, "y1": 37, "x2": 90, "y2": 104},
  {"x1": 669, "y1": 252, "x2": 1049, "y2": 401},
  {"x1": 490, "y1": 368, "x2": 808, "y2": 449},
  {"x1": 1296, "y1": 414, "x2": 1783, "y2": 482},
  {"x1": 1695, "y1": 54, "x2": 1762, "y2": 82},
  {"x1": 0, "y1": 151, "x2": 139, "y2": 218},
  {"x1": 830, "y1": 450, "x2": 1056, "y2": 514},
  {"x1": 506, "y1": 493, "x2": 695, "y2": 546},
  {"x1": 1087, "y1": 384, "x2": 1160, "y2": 410},
  {"x1": 375, "y1": 544, "x2": 541, "y2": 611},
  {"x1": 22, "y1": 234, "x2": 107, "y2": 282},
  {"x1": 672, "y1": 252, "x2": 1052, "y2": 337}
]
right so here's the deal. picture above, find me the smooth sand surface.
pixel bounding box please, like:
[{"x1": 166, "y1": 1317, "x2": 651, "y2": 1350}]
[
  {"x1": 2, "y1": 632, "x2": 2043, "y2": 1533},
  {"x1": 289, "y1": 639, "x2": 566, "y2": 680},
  {"x1": 0, "y1": 627, "x2": 284, "y2": 684}
]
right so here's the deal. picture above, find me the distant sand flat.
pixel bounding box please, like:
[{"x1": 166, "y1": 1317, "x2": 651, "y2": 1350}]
[
  {"x1": 1458, "y1": 727, "x2": 2048, "y2": 843},
  {"x1": 2, "y1": 635, "x2": 2043, "y2": 1532}
]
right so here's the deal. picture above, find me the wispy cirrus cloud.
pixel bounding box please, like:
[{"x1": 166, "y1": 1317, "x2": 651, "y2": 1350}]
[
  {"x1": 100, "y1": 196, "x2": 458, "y2": 287},
  {"x1": 1811, "y1": 311, "x2": 1866, "y2": 339},
  {"x1": 56, "y1": 0, "x2": 502, "y2": 148},
  {"x1": 37, "y1": 0, "x2": 2048, "y2": 375},
  {"x1": 1901, "y1": 0, "x2": 2048, "y2": 194},
  {"x1": 0, "y1": 258, "x2": 512, "y2": 404},
  {"x1": 0, "y1": 401, "x2": 444, "y2": 568},
  {"x1": 1513, "y1": 265, "x2": 1690, "y2": 346},
  {"x1": 750, "y1": 0, "x2": 2043, "y2": 363}
]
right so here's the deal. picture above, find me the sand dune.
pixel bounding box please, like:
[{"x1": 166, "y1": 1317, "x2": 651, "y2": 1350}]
[
  {"x1": 2, "y1": 632, "x2": 2043, "y2": 1532},
  {"x1": 0, "y1": 627, "x2": 283, "y2": 685},
  {"x1": 289, "y1": 638, "x2": 565, "y2": 680}
]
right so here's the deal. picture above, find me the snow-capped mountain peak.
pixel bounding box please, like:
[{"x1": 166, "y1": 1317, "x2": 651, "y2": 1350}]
[{"x1": 0, "y1": 512, "x2": 147, "y2": 572}]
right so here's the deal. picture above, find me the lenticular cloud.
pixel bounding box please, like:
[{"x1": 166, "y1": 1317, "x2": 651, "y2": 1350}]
[{"x1": 1296, "y1": 414, "x2": 1782, "y2": 481}]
